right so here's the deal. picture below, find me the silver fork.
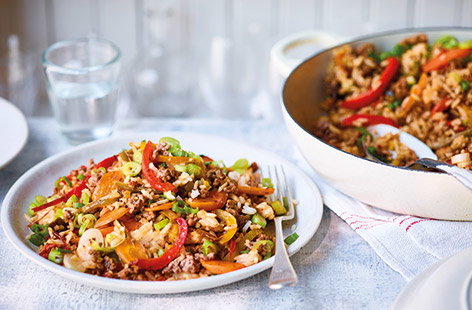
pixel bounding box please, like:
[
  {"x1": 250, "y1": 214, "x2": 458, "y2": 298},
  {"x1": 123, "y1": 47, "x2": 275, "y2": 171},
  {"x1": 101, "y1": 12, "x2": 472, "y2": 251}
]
[{"x1": 267, "y1": 165, "x2": 298, "y2": 289}]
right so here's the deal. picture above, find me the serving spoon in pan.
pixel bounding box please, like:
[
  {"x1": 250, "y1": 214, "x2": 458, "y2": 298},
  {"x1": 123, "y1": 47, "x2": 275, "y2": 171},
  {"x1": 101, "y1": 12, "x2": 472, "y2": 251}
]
[{"x1": 366, "y1": 124, "x2": 472, "y2": 191}]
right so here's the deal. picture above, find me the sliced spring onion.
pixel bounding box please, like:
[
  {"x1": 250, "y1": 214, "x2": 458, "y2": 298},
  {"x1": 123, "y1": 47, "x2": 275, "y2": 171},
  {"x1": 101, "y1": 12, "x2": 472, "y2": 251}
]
[
  {"x1": 159, "y1": 137, "x2": 181, "y2": 148},
  {"x1": 174, "y1": 164, "x2": 187, "y2": 173},
  {"x1": 77, "y1": 174, "x2": 85, "y2": 181},
  {"x1": 436, "y1": 35, "x2": 459, "y2": 49},
  {"x1": 27, "y1": 203, "x2": 36, "y2": 216},
  {"x1": 73, "y1": 202, "x2": 85, "y2": 209},
  {"x1": 31, "y1": 223, "x2": 48, "y2": 236},
  {"x1": 65, "y1": 194, "x2": 78, "y2": 207},
  {"x1": 163, "y1": 191, "x2": 175, "y2": 201},
  {"x1": 132, "y1": 150, "x2": 142, "y2": 164},
  {"x1": 231, "y1": 158, "x2": 249, "y2": 174},
  {"x1": 202, "y1": 240, "x2": 217, "y2": 256},
  {"x1": 460, "y1": 80, "x2": 470, "y2": 92},
  {"x1": 171, "y1": 200, "x2": 198, "y2": 214},
  {"x1": 91, "y1": 241, "x2": 115, "y2": 253},
  {"x1": 186, "y1": 164, "x2": 201, "y2": 176},
  {"x1": 34, "y1": 195, "x2": 47, "y2": 205},
  {"x1": 154, "y1": 218, "x2": 169, "y2": 230},
  {"x1": 459, "y1": 40, "x2": 472, "y2": 49},
  {"x1": 93, "y1": 167, "x2": 107, "y2": 174},
  {"x1": 122, "y1": 161, "x2": 142, "y2": 177},
  {"x1": 55, "y1": 209, "x2": 64, "y2": 219},
  {"x1": 80, "y1": 191, "x2": 90, "y2": 205},
  {"x1": 28, "y1": 234, "x2": 45, "y2": 246},
  {"x1": 62, "y1": 176, "x2": 73, "y2": 187},
  {"x1": 119, "y1": 150, "x2": 130, "y2": 162},
  {"x1": 48, "y1": 248, "x2": 64, "y2": 264},
  {"x1": 157, "y1": 248, "x2": 165, "y2": 257},
  {"x1": 261, "y1": 178, "x2": 273, "y2": 188},
  {"x1": 251, "y1": 213, "x2": 267, "y2": 228},
  {"x1": 240, "y1": 250, "x2": 250, "y2": 254},
  {"x1": 270, "y1": 200, "x2": 287, "y2": 215},
  {"x1": 284, "y1": 232, "x2": 299, "y2": 245}
]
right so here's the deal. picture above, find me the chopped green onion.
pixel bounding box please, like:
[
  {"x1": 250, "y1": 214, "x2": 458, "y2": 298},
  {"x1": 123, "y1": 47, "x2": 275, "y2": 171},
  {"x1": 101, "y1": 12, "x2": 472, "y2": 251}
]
[
  {"x1": 93, "y1": 167, "x2": 107, "y2": 174},
  {"x1": 54, "y1": 209, "x2": 64, "y2": 219},
  {"x1": 231, "y1": 158, "x2": 249, "y2": 174},
  {"x1": 270, "y1": 200, "x2": 287, "y2": 215},
  {"x1": 29, "y1": 224, "x2": 49, "y2": 246},
  {"x1": 30, "y1": 224, "x2": 49, "y2": 236},
  {"x1": 28, "y1": 234, "x2": 46, "y2": 246},
  {"x1": 460, "y1": 80, "x2": 470, "y2": 92},
  {"x1": 387, "y1": 99, "x2": 402, "y2": 111},
  {"x1": 122, "y1": 161, "x2": 142, "y2": 177},
  {"x1": 91, "y1": 241, "x2": 115, "y2": 253},
  {"x1": 34, "y1": 196, "x2": 47, "y2": 205},
  {"x1": 73, "y1": 202, "x2": 85, "y2": 209},
  {"x1": 65, "y1": 194, "x2": 78, "y2": 207},
  {"x1": 57, "y1": 248, "x2": 72, "y2": 254},
  {"x1": 368, "y1": 52, "x2": 381, "y2": 63},
  {"x1": 27, "y1": 203, "x2": 36, "y2": 216},
  {"x1": 48, "y1": 248, "x2": 64, "y2": 264},
  {"x1": 174, "y1": 164, "x2": 187, "y2": 173},
  {"x1": 77, "y1": 174, "x2": 85, "y2": 181},
  {"x1": 157, "y1": 249, "x2": 165, "y2": 257},
  {"x1": 240, "y1": 249, "x2": 250, "y2": 254},
  {"x1": 459, "y1": 40, "x2": 472, "y2": 49},
  {"x1": 159, "y1": 137, "x2": 181, "y2": 148},
  {"x1": 284, "y1": 233, "x2": 299, "y2": 245},
  {"x1": 186, "y1": 164, "x2": 201, "y2": 176},
  {"x1": 80, "y1": 191, "x2": 90, "y2": 205},
  {"x1": 62, "y1": 176, "x2": 73, "y2": 187},
  {"x1": 133, "y1": 150, "x2": 142, "y2": 164},
  {"x1": 251, "y1": 213, "x2": 267, "y2": 228},
  {"x1": 261, "y1": 178, "x2": 273, "y2": 188},
  {"x1": 202, "y1": 240, "x2": 217, "y2": 256},
  {"x1": 160, "y1": 162, "x2": 167, "y2": 167},
  {"x1": 172, "y1": 200, "x2": 198, "y2": 214},
  {"x1": 367, "y1": 146, "x2": 391, "y2": 163},
  {"x1": 79, "y1": 219, "x2": 93, "y2": 236},
  {"x1": 436, "y1": 35, "x2": 459, "y2": 49},
  {"x1": 154, "y1": 218, "x2": 169, "y2": 230}
]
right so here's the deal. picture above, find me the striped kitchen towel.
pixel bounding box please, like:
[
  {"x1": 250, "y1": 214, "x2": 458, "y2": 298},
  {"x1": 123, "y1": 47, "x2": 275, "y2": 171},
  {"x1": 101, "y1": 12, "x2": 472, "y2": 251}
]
[{"x1": 294, "y1": 152, "x2": 472, "y2": 280}]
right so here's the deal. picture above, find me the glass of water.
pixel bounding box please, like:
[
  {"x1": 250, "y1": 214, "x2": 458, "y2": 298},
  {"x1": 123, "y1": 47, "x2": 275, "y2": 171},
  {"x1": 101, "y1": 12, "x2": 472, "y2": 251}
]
[{"x1": 42, "y1": 38, "x2": 121, "y2": 144}]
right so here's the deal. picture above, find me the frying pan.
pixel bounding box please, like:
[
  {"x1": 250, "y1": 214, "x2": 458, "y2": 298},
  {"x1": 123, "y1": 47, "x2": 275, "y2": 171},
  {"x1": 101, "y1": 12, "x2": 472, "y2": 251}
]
[{"x1": 274, "y1": 27, "x2": 472, "y2": 220}]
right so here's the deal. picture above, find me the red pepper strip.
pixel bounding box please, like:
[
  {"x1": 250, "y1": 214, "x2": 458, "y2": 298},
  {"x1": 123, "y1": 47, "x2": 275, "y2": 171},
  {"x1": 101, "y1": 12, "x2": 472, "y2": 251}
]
[
  {"x1": 341, "y1": 114, "x2": 399, "y2": 128},
  {"x1": 132, "y1": 217, "x2": 188, "y2": 270},
  {"x1": 423, "y1": 48, "x2": 472, "y2": 72},
  {"x1": 341, "y1": 57, "x2": 400, "y2": 110},
  {"x1": 32, "y1": 155, "x2": 118, "y2": 212},
  {"x1": 228, "y1": 239, "x2": 236, "y2": 261},
  {"x1": 142, "y1": 141, "x2": 177, "y2": 192},
  {"x1": 431, "y1": 98, "x2": 450, "y2": 114}
]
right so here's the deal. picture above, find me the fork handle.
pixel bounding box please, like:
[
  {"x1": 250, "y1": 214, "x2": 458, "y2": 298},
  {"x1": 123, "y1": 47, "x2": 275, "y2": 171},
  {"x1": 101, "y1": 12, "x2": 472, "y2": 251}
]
[{"x1": 268, "y1": 217, "x2": 298, "y2": 289}]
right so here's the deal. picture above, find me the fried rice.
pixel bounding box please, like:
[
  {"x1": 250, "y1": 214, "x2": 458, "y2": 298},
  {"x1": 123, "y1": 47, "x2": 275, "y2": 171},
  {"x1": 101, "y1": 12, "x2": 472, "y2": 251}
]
[
  {"x1": 314, "y1": 33, "x2": 472, "y2": 169},
  {"x1": 26, "y1": 137, "x2": 292, "y2": 281}
]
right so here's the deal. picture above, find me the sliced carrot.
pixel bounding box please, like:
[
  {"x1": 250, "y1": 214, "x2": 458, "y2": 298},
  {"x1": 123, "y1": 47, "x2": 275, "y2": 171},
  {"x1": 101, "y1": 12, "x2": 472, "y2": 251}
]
[
  {"x1": 187, "y1": 191, "x2": 227, "y2": 211},
  {"x1": 200, "y1": 260, "x2": 245, "y2": 274},
  {"x1": 92, "y1": 170, "x2": 124, "y2": 201},
  {"x1": 99, "y1": 226, "x2": 115, "y2": 236},
  {"x1": 237, "y1": 186, "x2": 275, "y2": 196},
  {"x1": 115, "y1": 238, "x2": 148, "y2": 264},
  {"x1": 94, "y1": 207, "x2": 129, "y2": 228},
  {"x1": 144, "y1": 202, "x2": 174, "y2": 212}
]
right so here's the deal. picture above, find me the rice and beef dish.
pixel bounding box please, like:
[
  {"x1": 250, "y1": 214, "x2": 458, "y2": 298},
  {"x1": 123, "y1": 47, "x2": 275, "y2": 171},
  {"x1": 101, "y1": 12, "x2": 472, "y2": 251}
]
[
  {"x1": 26, "y1": 137, "x2": 293, "y2": 281},
  {"x1": 314, "y1": 33, "x2": 472, "y2": 168}
]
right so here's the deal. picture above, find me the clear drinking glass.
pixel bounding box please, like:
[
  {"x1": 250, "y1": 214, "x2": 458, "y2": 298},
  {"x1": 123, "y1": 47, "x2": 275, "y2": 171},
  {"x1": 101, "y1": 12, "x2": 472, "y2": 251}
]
[{"x1": 42, "y1": 38, "x2": 121, "y2": 144}]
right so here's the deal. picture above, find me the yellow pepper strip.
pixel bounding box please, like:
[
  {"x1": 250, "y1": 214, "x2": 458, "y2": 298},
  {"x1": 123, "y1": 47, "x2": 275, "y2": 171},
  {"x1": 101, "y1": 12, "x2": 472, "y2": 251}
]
[
  {"x1": 160, "y1": 210, "x2": 178, "y2": 220},
  {"x1": 216, "y1": 209, "x2": 237, "y2": 244}
]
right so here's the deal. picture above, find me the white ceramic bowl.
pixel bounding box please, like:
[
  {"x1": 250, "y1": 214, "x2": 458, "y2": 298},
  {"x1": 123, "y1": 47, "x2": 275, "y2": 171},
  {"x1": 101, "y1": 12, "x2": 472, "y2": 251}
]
[
  {"x1": 276, "y1": 28, "x2": 472, "y2": 220},
  {"x1": 1, "y1": 132, "x2": 323, "y2": 293}
]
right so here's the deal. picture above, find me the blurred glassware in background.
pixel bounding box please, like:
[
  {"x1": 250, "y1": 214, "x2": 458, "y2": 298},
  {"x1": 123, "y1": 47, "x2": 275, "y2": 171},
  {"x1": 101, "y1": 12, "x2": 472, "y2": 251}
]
[
  {"x1": 0, "y1": 35, "x2": 39, "y2": 116},
  {"x1": 42, "y1": 38, "x2": 121, "y2": 144},
  {"x1": 198, "y1": 0, "x2": 267, "y2": 118},
  {"x1": 128, "y1": 0, "x2": 191, "y2": 117}
]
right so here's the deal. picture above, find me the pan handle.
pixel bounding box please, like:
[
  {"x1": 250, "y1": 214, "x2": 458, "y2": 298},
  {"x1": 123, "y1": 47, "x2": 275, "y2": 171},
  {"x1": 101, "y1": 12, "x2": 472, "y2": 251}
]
[{"x1": 271, "y1": 30, "x2": 346, "y2": 78}]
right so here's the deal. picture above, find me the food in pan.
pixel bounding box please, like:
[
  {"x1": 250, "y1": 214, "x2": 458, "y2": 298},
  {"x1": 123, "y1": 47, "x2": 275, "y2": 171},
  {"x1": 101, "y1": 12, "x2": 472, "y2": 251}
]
[
  {"x1": 314, "y1": 33, "x2": 472, "y2": 168},
  {"x1": 26, "y1": 138, "x2": 296, "y2": 281}
]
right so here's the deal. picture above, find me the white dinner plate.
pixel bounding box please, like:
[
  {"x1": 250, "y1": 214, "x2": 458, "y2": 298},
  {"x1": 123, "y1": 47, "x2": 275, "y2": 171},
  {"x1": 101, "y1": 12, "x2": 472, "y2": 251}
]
[
  {"x1": 393, "y1": 247, "x2": 472, "y2": 309},
  {"x1": 1, "y1": 132, "x2": 323, "y2": 294},
  {"x1": 0, "y1": 97, "x2": 28, "y2": 169}
]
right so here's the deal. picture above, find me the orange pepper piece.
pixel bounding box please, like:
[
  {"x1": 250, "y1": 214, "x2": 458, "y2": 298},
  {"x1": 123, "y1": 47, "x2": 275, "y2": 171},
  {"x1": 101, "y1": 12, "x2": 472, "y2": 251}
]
[
  {"x1": 200, "y1": 260, "x2": 245, "y2": 274},
  {"x1": 116, "y1": 238, "x2": 148, "y2": 264},
  {"x1": 92, "y1": 170, "x2": 124, "y2": 201},
  {"x1": 237, "y1": 186, "x2": 275, "y2": 196}
]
